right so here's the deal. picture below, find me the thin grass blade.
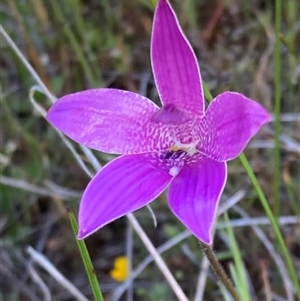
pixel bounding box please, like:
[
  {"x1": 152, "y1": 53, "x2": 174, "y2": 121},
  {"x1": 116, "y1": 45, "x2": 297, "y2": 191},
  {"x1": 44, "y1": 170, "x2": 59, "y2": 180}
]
[{"x1": 68, "y1": 209, "x2": 105, "y2": 301}]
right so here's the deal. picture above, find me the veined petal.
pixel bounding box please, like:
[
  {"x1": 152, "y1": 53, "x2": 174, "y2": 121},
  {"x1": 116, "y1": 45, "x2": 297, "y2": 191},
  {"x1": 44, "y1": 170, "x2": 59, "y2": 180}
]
[
  {"x1": 168, "y1": 156, "x2": 227, "y2": 244},
  {"x1": 151, "y1": 0, "x2": 204, "y2": 116},
  {"x1": 47, "y1": 88, "x2": 167, "y2": 154},
  {"x1": 199, "y1": 92, "x2": 271, "y2": 161},
  {"x1": 78, "y1": 153, "x2": 172, "y2": 239}
]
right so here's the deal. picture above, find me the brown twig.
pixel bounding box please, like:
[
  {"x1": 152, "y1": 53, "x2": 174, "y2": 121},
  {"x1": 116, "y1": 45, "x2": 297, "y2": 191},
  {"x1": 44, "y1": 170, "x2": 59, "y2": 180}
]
[{"x1": 200, "y1": 242, "x2": 242, "y2": 301}]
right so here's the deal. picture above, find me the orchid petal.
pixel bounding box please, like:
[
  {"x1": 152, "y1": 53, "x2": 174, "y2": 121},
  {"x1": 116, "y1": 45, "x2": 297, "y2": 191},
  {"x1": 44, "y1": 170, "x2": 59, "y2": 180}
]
[
  {"x1": 168, "y1": 156, "x2": 227, "y2": 244},
  {"x1": 47, "y1": 88, "x2": 170, "y2": 154},
  {"x1": 151, "y1": 0, "x2": 204, "y2": 116},
  {"x1": 78, "y1": 154, "x2": 172, "y2": 239},
  {"x1": 199, "y1": 92, "x2": 271, "y2": 161}
]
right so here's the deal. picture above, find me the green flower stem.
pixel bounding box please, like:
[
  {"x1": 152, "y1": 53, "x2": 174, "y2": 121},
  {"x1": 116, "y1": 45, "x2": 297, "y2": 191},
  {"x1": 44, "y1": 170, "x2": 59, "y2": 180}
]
[
  {"x1": 274, "y1": 0, "x2": 282, "y2": 217},
  {"x1": 203, "y1": 82, "x2": 213, "y2": 102},
  {"x1": 239, "y1": 154, "x2": 299, "y2": 297},
  {"x1": 200, "y1": 242, "x2": 242, "y2": 301}
]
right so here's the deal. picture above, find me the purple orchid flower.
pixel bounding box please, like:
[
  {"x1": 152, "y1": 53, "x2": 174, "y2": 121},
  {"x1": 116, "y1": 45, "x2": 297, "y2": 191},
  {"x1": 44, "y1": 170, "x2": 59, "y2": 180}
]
[{"x1": 47, "y1": 0, "x2": 271, "y2": 244}]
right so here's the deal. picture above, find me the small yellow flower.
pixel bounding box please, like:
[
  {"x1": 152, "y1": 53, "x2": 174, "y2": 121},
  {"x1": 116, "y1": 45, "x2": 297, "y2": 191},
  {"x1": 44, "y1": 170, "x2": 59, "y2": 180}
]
[{"x1": 110, "y1": 256, "x2": 128, "y2": 281}]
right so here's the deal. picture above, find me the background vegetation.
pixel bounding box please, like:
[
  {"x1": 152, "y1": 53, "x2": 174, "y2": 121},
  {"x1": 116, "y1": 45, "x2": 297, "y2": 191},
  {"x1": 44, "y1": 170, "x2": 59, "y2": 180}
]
[{"x1": 1, "y1": 0, "x2": 299, "y2": 300}]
